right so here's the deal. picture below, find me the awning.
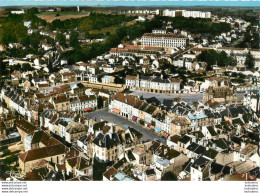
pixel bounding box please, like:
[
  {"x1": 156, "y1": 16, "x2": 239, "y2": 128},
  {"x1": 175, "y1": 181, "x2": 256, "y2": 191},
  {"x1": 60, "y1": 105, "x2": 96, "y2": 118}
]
[
  {"x1": 154, "y1": 126, "x2": 161, "y2": 133},
  {"x1": 112, "y1": 108, "x2": 120, "y2": 114},
  {"x1": 85, "y1": 108, "x2": 92, "y2": 112},
  {"x1": 132, "y1": 116, "x2": 137, "y2": 120},
  {"x1": 149, "y1": 125, "x2": 154, "y2": 129},
  {"x1": 163, "y1": 133, "x2": 168, "y2": 138}
]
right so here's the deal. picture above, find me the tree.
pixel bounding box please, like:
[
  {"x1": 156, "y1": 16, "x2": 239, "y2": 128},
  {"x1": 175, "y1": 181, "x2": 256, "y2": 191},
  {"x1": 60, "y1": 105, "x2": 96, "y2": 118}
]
[
  {"x1": 70, "y1": 31, "x2": 79, "y2": 48},
  {"x1": 114, "y1": 76, "x2": 124, "y2": 84},
  {"x1": 245, "y1": 51, "x2": 255, "y2": 70},
  {"x1": 21, "y1": 63, "x2": 33, "y2": 72},
  {"x1": 161, "y1": 171, "x2": 177, "y2": 181},
  {"x1": 3, "y1": 154, "x2": 17, "y2": 166},
  {"x1": 3, "y1": 149, "x2": 11, "y2": 156},
  {"x1": 0, "y1": 58, "x2": 7, "y2": 77},
  {"x1": 56, "y1": 33, "x2": 66, "y2": 47},
  {"x1": 97, "y1": 96, "x2": 104, "y2": 109},
  {"x1": 26, "y1": 7, "x2": 39, "y2": 15}
]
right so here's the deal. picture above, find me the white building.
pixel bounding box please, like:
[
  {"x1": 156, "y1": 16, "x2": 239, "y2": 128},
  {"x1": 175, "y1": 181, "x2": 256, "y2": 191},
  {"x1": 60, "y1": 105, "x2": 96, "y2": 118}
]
[
  {"x1": 125, "y1": 75, "x2": 181, "y2": 93},
  {"x1": 141, "y1": 33, "x2": 187, "y2": 48}
]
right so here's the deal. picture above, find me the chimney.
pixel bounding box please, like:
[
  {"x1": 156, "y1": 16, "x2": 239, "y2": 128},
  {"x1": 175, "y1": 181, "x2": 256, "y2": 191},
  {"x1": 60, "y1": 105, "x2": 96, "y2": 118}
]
[
  {"x1": 241, "y1": 141, "x2": 246, "y2": 149},
  {"x1": 110, "y1": 175, "x2": 114, "y2": 181}
]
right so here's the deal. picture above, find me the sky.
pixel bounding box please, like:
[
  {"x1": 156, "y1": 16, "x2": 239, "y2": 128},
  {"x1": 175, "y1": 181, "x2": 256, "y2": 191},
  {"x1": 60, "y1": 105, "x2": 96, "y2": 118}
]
[{"x1": 0, "y1": 0, "x2": 259, "y2": 7}]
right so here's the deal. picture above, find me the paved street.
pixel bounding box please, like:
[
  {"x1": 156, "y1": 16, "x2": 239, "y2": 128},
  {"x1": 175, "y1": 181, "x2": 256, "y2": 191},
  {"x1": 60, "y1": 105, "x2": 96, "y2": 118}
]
[
  {"x1": 130, "y1": 91, "x2": 245, "y2": 103},
  {"x1": 84, "y1": 108, "x2": 166, "y2": 144},
  {"x1": 130, "y1": 90, "x2": 204, "y2": 103}
]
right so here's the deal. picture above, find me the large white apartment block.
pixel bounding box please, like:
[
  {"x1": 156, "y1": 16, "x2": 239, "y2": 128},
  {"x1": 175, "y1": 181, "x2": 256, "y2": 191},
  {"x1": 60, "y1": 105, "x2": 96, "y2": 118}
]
[
  {"x1": 141, "y1": 33, "x2": 187, "y2": 48},
  {"x1": 163, "y1": 9, "x2": 211, "y2": 18}
]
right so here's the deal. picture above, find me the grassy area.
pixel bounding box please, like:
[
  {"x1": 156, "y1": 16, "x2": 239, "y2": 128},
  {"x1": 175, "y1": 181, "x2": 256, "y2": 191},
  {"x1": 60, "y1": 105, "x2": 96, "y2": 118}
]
[
  {"x1": 37, "y1": 11, "x2": 90, "y2": 23},
  {"x1": 89, "y1": 25, "x2": 119, "y2": 35},
  {"x1": 36, "y1": 11, "x2": 89, "y2": 17}
]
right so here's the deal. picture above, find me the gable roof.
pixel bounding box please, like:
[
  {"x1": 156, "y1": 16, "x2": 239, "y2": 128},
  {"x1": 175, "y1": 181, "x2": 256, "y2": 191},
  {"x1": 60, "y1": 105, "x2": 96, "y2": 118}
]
[
  {"x1": 207, "y1": 126, "x2": 218, "y2": 136},
  {"x1": 31, "y1": 130, "x2": 61, "y2": 146},
  {"x1": 93, "y1": 132, "x2": 121, "y2": 148},
  {"x1": 16, "y1": 119, "x2": 37, "y2": 135},
  {"x1": 18, "y1": 144, "x2": 66, "y2": 163},
  {"x1": 203, "y1": 148, "x2": 219, "y2": 159},
  {"x1": 103, "y1": 167, "x2": 118, "y2": 180}
]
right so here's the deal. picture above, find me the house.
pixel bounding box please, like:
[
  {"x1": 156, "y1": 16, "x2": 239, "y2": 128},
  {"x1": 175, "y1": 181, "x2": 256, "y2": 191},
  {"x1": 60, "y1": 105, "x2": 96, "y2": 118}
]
[
  {"x1": 201, "y1": 126, "x2": 218, "y2": 140},
  {"x1": 77, "y1": 134, "x2": 93, "y2": 155},
  {"x1": 18, "y1": 144, "x2": 67, "y2": 172},
  {"x1": 131, "y1": 165, "x2": 157, "y2": 181},
  {"x1": 92, "y1": 128, "x2": 121, "y2": 162},
  {"x1": 186, "y1": 113, "x2": 208, "y2": 130},
  {"x1": 70, "y1": 95, "x2": 97, "y2": 113},
  {"x1": 209, "y1": 161, "x2": 233, "y2": 181},
  {"x1": 11, "y1": 70, "x2": 21, "y2": 79},
  {"x1": 190, "y1": 156, "x2": 211, "y2": 181},
  {"x1": 51, "y1": 95, "x2": 70, "y2": 113},
  {"x1": 239, "y1": 143, "x2": 258, "y2": 161},
  {"x1": 16, "y1": 118, "x2": 37, "y2": 145},
  {"x1": 186, "y1": 142, "x2": 206, "y2": 159},
  {"x1": 101, "y1": 75, "x2": 115, "y2": 84},
  {"x1": 103, "y1": 167, "x2": 134, "y2": 181},
  {"x1": 61, "y1": 72, "x2": 77, "y2": 83},
  {"x1": 177, "y1": 135, "x2": 191, "y2": 154},
  {"x1": 151, "y1": 144, "x2": 181, "y2": 180},
  {"x1": 167, "y1": 135, "x2": 180, "y2": 150},
  {"x1": 65, "y1": 122, "x2": 88, "y2": 143},
  {"x1": 171, "y1": 116, "x2": 191, "y2": 136},
  {"x1": 65, "y1": 156, "x2": 93, "y2": 178},
  {"x1": 132, "y1": 144, "x2": 153, "y2": 165}
]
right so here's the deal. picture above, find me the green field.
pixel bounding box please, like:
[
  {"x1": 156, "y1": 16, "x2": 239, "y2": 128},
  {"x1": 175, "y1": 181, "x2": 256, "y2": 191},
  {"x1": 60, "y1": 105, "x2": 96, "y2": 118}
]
[{"x1": 36, "y1": 11, "x2": 89, "y2": 17}]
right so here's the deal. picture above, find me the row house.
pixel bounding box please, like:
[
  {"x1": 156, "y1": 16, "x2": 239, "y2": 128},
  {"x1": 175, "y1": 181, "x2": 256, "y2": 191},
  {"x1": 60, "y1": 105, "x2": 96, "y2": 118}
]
[
  {"x1": 65, "y1": 122, "x2": 88, "y2": 143},
  {"x1": 51, "y1": 94, "x2": 70, "y2": 113},
  {"x1": 243, "y1": 89, "x2": 260, "y2": 112},
  {"x1": 149, "y1": 143, "x2": 184, "y2": 180},
  {"x1": 61, "y1": 72, "x2": 77, "y2": 83},
  {"x1": 0, "y1": 113, "x2": 16, "y2": 131},
  {"x1": 186, "y1": 112, "x2": 208, "y2": 130},
  {"x1": 110, "y1": 92, "x2": 187, "y2": 136},
  {"x1": 125, "y1": 75, "x2": 181, "y2": 93},
  {"x1": 171, "y1": 116, "x2": 191, "y2": 136},
  {"x1": 109, "y1": 93, "x2": 160, "y2": 128},
  {"x1": 77, "y1": 134, "x2": 93, "y2": 156},
  {"x1": 85, "y1": 74, "x2": 98, "y2": 83},
  {"x1": 70, "y1": 95, "x2": 97, "y2": 112},
  {"x1": 190, "y1": 156, "x2": 232, "y2": 181},
  {"x1": 153, "y1": 112, "x2": 170, "y2": 136},
  {"x1": 64, "y1": 156, "x2": 93, "y2": 178},
  {"x1": 1, "y1": 87, "x2": 28, "y2": 117},
  {"x1": 55, "y1": 118, "x2": 73, "y2": 140},
  {"x1": 40, "y1": 109, "x2": 55, "y2": 130}
]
